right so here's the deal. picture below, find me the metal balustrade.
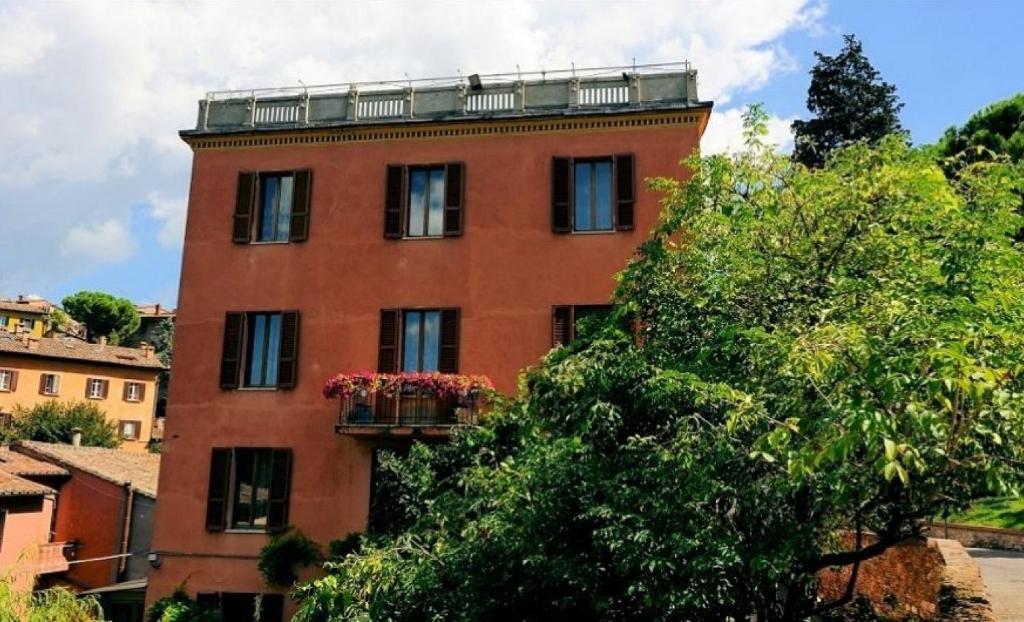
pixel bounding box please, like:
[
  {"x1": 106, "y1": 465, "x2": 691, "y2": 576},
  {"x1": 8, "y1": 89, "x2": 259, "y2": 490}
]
[
  {"x1": 338, "y1": 390, "x2": 480, "y2": 430},
  {"x1": 254, "y1": 101, "x2": 302, "y2": 124},
  {"x1": 467, "y1": 91, "x2": 515, "y2": 112},
  {"x1": 580, "y1": 85, "x2": 629, "y2": 106}
]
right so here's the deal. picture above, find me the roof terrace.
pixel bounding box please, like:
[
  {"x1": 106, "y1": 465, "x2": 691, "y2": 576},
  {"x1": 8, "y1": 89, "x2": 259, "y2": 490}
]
[{"x1": 185, "y1": 62, "x2": 708, "y2": 136}]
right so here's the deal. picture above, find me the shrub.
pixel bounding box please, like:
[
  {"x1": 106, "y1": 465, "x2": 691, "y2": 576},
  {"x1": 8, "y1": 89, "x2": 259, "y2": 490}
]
[
  {"x1": 3, "y1": 401, "x2": 119, "y2": 448},
  {"x1": 0, "y1": 577, "x2": 103, "y2": 621},
  {"x1": 146, "y1": 588, "x2": 219, "y2": 622},
  {"x1": 258, "y1": 529, "x2": 322, "y2": 586}
]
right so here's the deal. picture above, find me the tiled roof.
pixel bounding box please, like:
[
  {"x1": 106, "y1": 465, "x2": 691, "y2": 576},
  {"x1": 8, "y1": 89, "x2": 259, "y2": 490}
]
[
  {"x1": 0, "y1": 447, "x2": 69, "y2": 477},
  {"x1": 136, "y1": 304, "x2": 175, "y2": 319},
  {"x1": 0, "y1": 469, "x2": 54, "y2": 496},
  {"x1": 0, "y1": 299, "x2": 50, "y2": 316},
  {"x1": 0, "y1": 332, "x2": 164, "y2": 370},
  {"x1": 15, "y1": 441, "x2": 160, "y2": 497}
]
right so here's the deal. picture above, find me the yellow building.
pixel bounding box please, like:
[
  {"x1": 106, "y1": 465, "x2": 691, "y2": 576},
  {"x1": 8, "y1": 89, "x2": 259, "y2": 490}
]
[
  {"x1": 0, "y1": 332, "x2": 164, "y2": 452},
  {"x1": 0, "y1": 298, "x2": 50, "y2": 339}
]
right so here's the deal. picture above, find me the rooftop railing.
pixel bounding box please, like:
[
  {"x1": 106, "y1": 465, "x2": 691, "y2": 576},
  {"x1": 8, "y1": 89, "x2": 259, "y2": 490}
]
[{"x1": 192, "y1": 62, "x2": 701, "y2": 133}]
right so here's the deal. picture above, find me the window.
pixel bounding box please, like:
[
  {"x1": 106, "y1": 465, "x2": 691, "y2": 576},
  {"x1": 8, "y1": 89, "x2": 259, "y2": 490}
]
[
  {"x1": 384, "y1": 163, "x2": 464, "y2": 239},
  {"x1": 402, "y1": 310, "x2": 441, "y2": 372},
  {"x1": 378, "y1": 309, "x2": 459, "y2": 374},
  {"x1": 86, "y1": 378, "x2": 108, "y2": 399},
  {"x1": 220, "y1": 312, "x2": 300, "y2": 390},
  {"x1": 573, "y1": 160, "x2": 614, "y2": 232},
  {"x1": 118, "y1": 420, "x2": 141, "y2": 440},
  {"x1": 551, "y1": 155, "x2": 634, "y2": 233},
  {"x1": 39, "y1": 374, "x2": 59, "y2": 396},
  {"x1": 123, "y1": 381, "x2": 143, "y2": 402},
  {"x1": 196, "y1": 593, "x2": 283, "y2": 622},
  {"x1": 0, "y1": 370, "x2": 15, "y2": 392},
  {"x1": 552, "y1": 305, "x2": 614, "y2": 346},
  {"x1": 233, "y1": 171, "x2": 312, "y2": 244},
  {"x1": 205, "y1": 448, "x2": 292, "y2": 532}
]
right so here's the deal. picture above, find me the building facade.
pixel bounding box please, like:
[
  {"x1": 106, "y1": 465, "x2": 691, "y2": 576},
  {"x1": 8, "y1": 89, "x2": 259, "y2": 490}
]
[
  {"x1": 148, "y1": 65, "x2": 711, "y2": 618},
  {"x1": 0, "y1": 298, "x2": 50, "y2": 339},
  {"x1": 0, "y1": 333, "x2": 164, "y2": 451}
]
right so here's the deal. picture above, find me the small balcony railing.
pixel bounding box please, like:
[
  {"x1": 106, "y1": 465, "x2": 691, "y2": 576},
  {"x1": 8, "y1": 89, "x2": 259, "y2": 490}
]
[
  {"x1": 325, "y1": 372, "x2": 492, "y2": 435},
  {"x1": 35, "y1": 542, "x2": 70, "y2": 574}
]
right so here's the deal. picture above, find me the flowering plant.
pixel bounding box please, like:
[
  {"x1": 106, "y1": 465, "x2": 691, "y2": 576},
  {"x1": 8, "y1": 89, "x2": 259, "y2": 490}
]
[{"x1": 323, "y1": 372, "x2": 494, "y2": 401}]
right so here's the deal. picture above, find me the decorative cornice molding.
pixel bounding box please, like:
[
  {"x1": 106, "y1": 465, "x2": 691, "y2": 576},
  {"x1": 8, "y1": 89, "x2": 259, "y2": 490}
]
[{"x1": 184, "y1": 110, "x2": 708, "y2": 151}]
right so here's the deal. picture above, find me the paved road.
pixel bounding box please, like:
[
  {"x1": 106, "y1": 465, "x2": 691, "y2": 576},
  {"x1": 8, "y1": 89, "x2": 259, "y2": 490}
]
[{"x1": 968, "y1": 548, "x2": 1024, "y2": 621}]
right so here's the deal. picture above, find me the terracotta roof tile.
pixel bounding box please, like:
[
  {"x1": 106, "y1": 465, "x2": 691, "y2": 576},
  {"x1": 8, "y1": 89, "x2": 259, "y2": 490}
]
[
  {"x1": 0, "y1": 447, "x2": 68, "y2": 477},
  {"x1": 15, "y1": 441, "x2": 160, "y2": 497},
  {"x1": 0, "y1": 333, "x2": 164, "y2": 370},
  {"x1": 0, "y1": 469, "x2": 54, "y2": 496}
]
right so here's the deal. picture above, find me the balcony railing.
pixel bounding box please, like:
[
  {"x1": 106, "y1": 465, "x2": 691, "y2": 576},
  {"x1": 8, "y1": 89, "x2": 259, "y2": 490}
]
[
  {"x1": 338, "y1": 390, "x2": 481, "y2": 430},
  {"x1": 35, "y1": 542, "x2": 70, "y2": 574}
]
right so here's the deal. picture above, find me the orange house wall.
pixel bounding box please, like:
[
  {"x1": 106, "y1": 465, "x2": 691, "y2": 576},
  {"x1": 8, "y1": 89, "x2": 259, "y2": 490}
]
[
  {"x1": 51, "y1": 469, "x2": 126, "y2": 589},
  {"x1": 0, "y1": 495, "x2": 54, "y2": 593},
  {"x1": 148, "y1": 115, "x2": 706, "y2": 611}
]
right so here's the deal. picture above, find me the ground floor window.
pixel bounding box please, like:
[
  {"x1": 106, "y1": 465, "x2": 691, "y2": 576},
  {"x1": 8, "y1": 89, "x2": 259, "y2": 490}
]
[{"x1": 196, "y1": 592, "x2": 283, "y2": 622}]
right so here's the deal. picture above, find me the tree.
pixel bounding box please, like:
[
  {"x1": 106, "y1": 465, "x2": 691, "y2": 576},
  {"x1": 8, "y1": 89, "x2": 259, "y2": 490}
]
[
  {"x1": 61, "y1": 291, "x2": 140, "y2": 345},
  {"x1": 3, "y1": 401, "x2": 120, "y2": 448},
  {"x1": 937, "y1": 93, "x2": 1024, "y2": 164},
  {"x1": 0, "y1": 579, "x2": 102, "y2": 621},
  {"x1": 793, "y1": 35, "x2": 904, "y2": 168},
  {"x1": 294, "y1": 109, "x2": 1024, "y2": 621}
]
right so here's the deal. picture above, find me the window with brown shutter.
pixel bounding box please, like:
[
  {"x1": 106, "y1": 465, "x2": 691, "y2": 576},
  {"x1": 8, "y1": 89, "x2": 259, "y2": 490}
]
[
  {"x1": 85, "y1": 378, "x2": 107, "y2": 399},
  {"x1": 233, "y1": 173, "x2": 257, "y2": 243},
  {"x1": 551, "y1": 305, "x2": 614, "y2": 346},
  {"x1": 552, "y1": 157, "x2": 572, "y2": 233},
  {"x1": 378, "y1": 310, "x2": 400, "y2": 372},
  {"x1": 614, "y1": 154, "x2": 635, "y2": 230},
  {"x1": 384, "y1": 165, "x2": 406, "y2": 238},
  {"x1": 276, "y1": 311, "x2": 300, "y2": 389},
  {"x1": 438, "y1": 309, "x2": 460, "y2": 373},
  {"x1": 220, "y1": 313, "x2": 244, "y2": 389},
  {"x1": 118, "y1": 420, "x2": 142, "y2": 440},
  {"x1": 289, "y1": 170, "x2": 313, "y2": 242},
  {"x1": 267, "y1": 449, "x2": 292, "y2": 531},
  {"x1": 205, "y1": 448, "x2": 232, "y2": 532},
  {"x1": 443, "y1": 162, "x2": 465, "y2": 236},
  {"x1": 0, "y1": 369, "x2": 16, "y2": 392}
]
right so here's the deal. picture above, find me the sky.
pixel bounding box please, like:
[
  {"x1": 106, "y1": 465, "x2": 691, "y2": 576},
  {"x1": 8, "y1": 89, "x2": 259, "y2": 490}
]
[{"x1": 1, "y1": 0, "x2": 1022, "y2": 308}]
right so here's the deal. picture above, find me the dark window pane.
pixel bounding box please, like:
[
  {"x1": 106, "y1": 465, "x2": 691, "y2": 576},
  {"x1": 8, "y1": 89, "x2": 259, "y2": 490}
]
[
  {"x1": 265, "y1": 314, "x2": 282, "y2": 386},
  {"x1": 245, "y1": 313, "x2": 283, "y2": 387},
  {"x1": 427, "y1": 169, "x2": 445, "y2": 236},
  {"x1": 402, "y1": 312, "x2": 421, "y2": 372},
  {"x1": 594, "y1": 161, "x2": 613, "y2": 230},
  {"x1": 259, "y1": 177, "x2": 278, "y2": 241},
  {"x1": 276, "y1": 176, "x2": 293, "y2": 241},
  {"x1": 247, "y1": 315, "x2": 267, "y2": 386},
  {"x1": 408, "y1": 170, "x2": 427, "y2": 237},
  {"x1": 574, "y1": 163, "x2": 592, "y2": 231},
  {"x1": 232, "y1": 449, "x2": 255, "y2": 527},
  {"x1": 251, "y1": 453, "x2": 272, "y2": 527},
  {"x1": 421, "y1": 311, "x2": 440, "y2": 372},
  {"x1": 256, "y1": 175, "x2": 294, "y2": 242}
]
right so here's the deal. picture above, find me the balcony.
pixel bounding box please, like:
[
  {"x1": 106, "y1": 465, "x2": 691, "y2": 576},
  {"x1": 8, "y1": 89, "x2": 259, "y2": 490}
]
[
  {"x1": 326, "y1": 372, "x2": 491, "y2": 438},
  {"x1": 35, "y1": 542, "x2": 70, "y2": 574}
]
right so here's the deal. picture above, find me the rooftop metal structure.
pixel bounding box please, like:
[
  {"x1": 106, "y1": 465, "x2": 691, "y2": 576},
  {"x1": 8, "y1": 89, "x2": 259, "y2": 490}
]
[{"x1": 186, "y1": 62, "x2": 709, "y2": 136}]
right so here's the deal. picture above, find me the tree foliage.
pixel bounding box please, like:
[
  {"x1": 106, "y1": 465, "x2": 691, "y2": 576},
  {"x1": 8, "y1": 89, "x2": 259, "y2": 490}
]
[
  {"x1": 793, "y1": 35, "x2": 904, "y2": 168},
  {"x1": 61, "y1": 291, "x2": 140, "y2": 345},
  {"x1": 0, "y1": 579, "x2": 102, "y2": 621},
  {"x1": 146, "y1": 589, "x2": 219, "y2": 622},
  {"x1": 295, "y1": 109, "x2": 1024, "y2": 621},
  {"x1": 937, "y1": 93, "x2": 1024, "y2": 165},
  {"x1": 2, "y1": 401, "x2": 120, "y2": 448}
]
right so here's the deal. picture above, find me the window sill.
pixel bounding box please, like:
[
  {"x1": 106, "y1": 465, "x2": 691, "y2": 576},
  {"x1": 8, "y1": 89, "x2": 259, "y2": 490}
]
[
  {"x1": 246, "y1": 240, "x2": 292, "y2": 246},
  {"x1": 570, "y1": 229, "x2": 617, "y2": 235},
  {"x1": 223, "y1": 528, "x2": 273, "y2": 535},
  {"x1": 235, "y1": 387, "x2": 280, "y2": 392},
  {"x1": 86, "y1": 396, "x2": 105, "y2": 401},
  {"x1": 400, "y1": 235, "x2": 446, "y2": 241}
]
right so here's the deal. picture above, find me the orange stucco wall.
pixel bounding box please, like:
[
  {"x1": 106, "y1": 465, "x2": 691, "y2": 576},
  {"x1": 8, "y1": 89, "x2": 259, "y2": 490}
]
[
  {"x1": 0, "y1": 494, "x2": 55, "y2": 593},
  {"x1": 149, "y1": 112, "x2": 707, "y2": 612},
  {"x1": 0, "y1": 355, "x2": 159, "y2": 451},
  {"x1": 50, "y1": 468, "x2": 127, "y2": 589}
]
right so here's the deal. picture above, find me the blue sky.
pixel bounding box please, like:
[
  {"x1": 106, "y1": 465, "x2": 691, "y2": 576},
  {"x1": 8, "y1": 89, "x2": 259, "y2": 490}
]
[{"x1": 1, "y1": 0, "x2": 1021, "y2": 308}]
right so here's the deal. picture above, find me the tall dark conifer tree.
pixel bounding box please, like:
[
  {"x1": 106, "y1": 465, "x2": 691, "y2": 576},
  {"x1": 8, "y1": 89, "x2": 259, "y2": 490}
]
[{"x1": 793, "y1": 35, "x2": 903, "y2": 168}]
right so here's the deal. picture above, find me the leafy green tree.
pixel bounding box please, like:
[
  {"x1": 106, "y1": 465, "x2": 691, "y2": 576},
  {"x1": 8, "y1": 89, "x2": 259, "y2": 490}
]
[
  {"x1": 294, "y1": 109, "x2": 1024, "y2": 621},
  {"x1": 793, "y1": 35, "x2": 904, "y2": 168},
  {"x1": 146, "y1": 589, "x2": 219, "y2": 622},
  {"x1": 61, "y1": 291, "x2": 140, "y2": 345},
  {"x1": 0, "y1": 579, "x2": 103, "y2": 621},
  {"x1": 938, "y1": 93, "x2": 1024, "y2": 164},
  {"x1": 3, "y1": 401, "x2": 119, "y2": 448}
]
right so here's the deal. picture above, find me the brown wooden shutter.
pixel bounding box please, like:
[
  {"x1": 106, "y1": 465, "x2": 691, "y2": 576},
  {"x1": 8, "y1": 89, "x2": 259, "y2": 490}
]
[
  {"x1": 289, "y1": 169, "x2": 313, "y2": 242},
  {"x1": 438, "y1": 308, "x2": 460, "y2": 373},
  {"x1": 443, "y1": 162, "x2": 465, "y2": 236},
  {"x1": 84, "y1": 378, "x2": 92, "y2": 398},
  {"x1": 7, "y1": 371, "x2": 16, "y2": 392},
  {"x1": 267, "y1": 449, "x2": 292, "y2": 531},
  {"x1": 100, "y1": 380, "x2": 109, "y2": 399},
  {"x1": 377, "y1": 310, "x2": 401, "y2": 372},
  {"x1": 614, "y1": 154, "x2": 635, "y2": 231},
  {"x1": 552, "y1": 306, "x2": 573, "y2": 346},
  {"x1": 220, "y1": 313, "x2": 245, "y2": 389},
  {"x1": 276, "y1": 311, "x2": 300, "y2": 389},
  {"x1": 552, "y1": 157, "x2": 573, "y2": 233},
  {"x1": 205, "y1": 448, "x2": 232, "y2": 532},
  {"x1": 122, "y1": 382, "x2": 130, "y2": 401},
  {"x1": 137, "y1": 383, "x2": 146, "y2": 402},
  {"x1": 384, "y1": 165, "x2": 406, "y2": 239},
  {"x1": 233, "y1": 173, "x2": 258, "y2": 243},
  {"x1": 38, "y1": 374, "x2": 46, "y2": 395}
]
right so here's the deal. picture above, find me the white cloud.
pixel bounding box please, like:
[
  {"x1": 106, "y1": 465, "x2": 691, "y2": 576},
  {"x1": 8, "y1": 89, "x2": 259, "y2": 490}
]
[
  {"x1": 147, "y1": 192, "x2": 187, "y2": 249},
  {"x1": 0, "y1": 0, "x2": 823, "y2": 299},
  {"x1": 702, "y1": 108, "x2": 797, "y2": 154},
  {"x1": 62, "y1": 220, "x2": 136, "y2": 265}
]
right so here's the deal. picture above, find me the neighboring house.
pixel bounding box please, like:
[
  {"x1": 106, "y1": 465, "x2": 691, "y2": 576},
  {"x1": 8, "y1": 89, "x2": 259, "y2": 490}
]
[
  {"x1": 13, "y1": 440, "x2": 160, "y2": 622},
  {"x1": 0, "y1": 297, "x2": 51, "y2": 339},
  {"x1": 0, "y1": 448, "x2": 69, "y2": 593},
  {"x1": 0, "y1": 332, "x2": 164, "y2": 451},
  {"x1": 148, "y1": 64, "x2": 711, "y2": 619},
  {"x1": 125, "y1": 303, "x2": 175, "y2": 349}
]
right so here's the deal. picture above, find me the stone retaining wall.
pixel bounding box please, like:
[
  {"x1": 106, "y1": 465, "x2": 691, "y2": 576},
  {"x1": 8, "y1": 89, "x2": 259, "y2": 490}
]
[
  {"x1": 928, "y1": 522, "x2": 1024, "y2": 552},
  {"x1": 817, "y1": 536, "x2": 994, "y2": 621}
]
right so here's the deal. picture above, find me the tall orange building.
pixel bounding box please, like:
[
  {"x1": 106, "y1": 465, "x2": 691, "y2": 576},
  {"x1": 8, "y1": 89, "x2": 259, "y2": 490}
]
[{"x1": 148, "y1": 64, "x2": 711, "y2": 619}]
